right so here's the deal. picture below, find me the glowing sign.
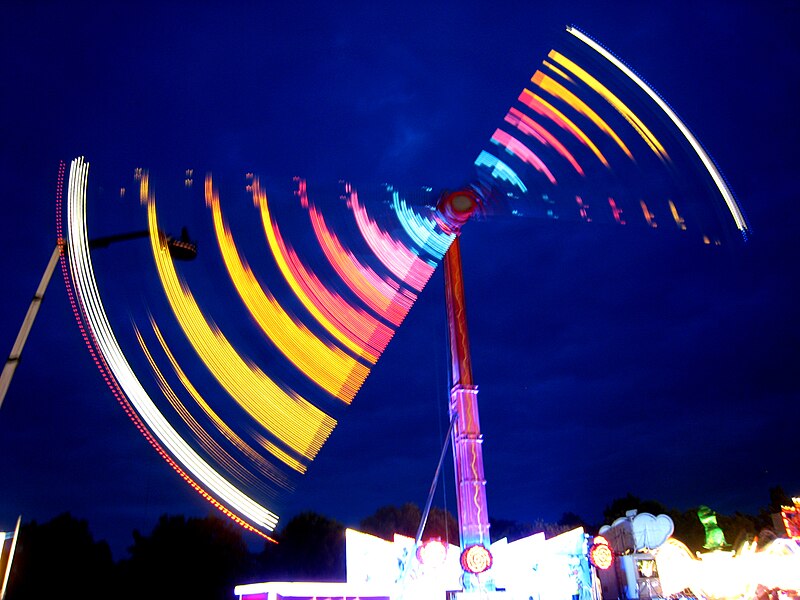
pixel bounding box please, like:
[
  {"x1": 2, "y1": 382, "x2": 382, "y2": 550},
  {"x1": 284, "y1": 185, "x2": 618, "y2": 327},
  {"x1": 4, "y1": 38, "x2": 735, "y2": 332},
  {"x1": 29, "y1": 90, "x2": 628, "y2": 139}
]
[
  {"x1": 461, "y1": 544, "x2": 493, "y2": 574},
  {"x1": 781, "y1": 498, "x2": 800, "y2": 540}
]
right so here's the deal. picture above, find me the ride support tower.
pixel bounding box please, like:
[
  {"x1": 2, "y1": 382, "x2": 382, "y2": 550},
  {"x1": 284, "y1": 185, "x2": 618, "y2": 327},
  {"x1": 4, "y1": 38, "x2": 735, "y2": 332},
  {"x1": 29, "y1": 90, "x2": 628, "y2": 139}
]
[{"x1": 437, "y1": 188, "x2": 496, "y2": 593}]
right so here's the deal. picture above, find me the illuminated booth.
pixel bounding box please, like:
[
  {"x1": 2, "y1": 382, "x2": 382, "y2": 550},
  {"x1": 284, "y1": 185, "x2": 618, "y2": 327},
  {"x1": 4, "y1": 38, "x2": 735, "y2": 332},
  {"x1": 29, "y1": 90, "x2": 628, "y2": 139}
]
[{"x1": 235, "y1": 526, "x2": 602, "y2": 600}]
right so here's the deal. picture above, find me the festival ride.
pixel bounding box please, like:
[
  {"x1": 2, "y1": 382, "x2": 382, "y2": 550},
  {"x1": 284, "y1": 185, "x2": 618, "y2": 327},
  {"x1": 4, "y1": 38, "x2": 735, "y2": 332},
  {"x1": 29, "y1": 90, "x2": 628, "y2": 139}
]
[{"x1": 6, "y1": 23, "x2": 799, "y2": 600}]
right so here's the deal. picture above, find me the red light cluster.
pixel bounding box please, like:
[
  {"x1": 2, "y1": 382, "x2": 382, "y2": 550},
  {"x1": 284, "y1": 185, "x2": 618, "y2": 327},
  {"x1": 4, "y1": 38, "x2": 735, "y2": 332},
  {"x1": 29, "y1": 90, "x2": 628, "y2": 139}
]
[{"x1": 589, "y1": 538, "x2": 613, "y2": 570}]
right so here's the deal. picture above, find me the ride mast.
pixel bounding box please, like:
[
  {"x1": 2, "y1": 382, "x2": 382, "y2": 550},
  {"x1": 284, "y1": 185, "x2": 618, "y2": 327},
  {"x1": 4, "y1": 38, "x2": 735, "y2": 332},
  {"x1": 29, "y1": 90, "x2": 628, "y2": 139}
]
[{"x1": 437, "y1": 189, "x2": 495, "y2": 593}]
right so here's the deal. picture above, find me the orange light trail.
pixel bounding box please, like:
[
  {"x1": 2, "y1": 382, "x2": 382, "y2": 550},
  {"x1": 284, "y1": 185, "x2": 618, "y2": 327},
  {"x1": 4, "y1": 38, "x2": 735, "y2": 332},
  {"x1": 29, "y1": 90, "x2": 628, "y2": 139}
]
[
  {"x1": 668, "y1": 200, "x2": 687, "y2": 230},
  {"x1": 505, "y1": 107, "x2": 585, "y2": 176},
  {"x1": 145, "y1": 177, "x2": 335, "y2": 464},
  {"x1": 548, "y1": 50, "x2": 669, "y2": 162},
  {"x1": 253, "y1": 178, "x2": 378, "y2": 364},
  {"x1": 640, "y1": 199, "x2": 658, "y2": 228},
  {"x1": 206, "y1": 176, "x2": 368, "y2": 404},
  {"x1": 519, "y1": 89, "x2": 610, "y2": 167},
  {"x1": 541, "y1": 59, "x2": 574, "y2": 83},
  {"x1": 532, "y1": 71, "x2": 634, "y2": 160},
  {"x1": 308, "y1": 204, "x2": 412, "y2": 330}
]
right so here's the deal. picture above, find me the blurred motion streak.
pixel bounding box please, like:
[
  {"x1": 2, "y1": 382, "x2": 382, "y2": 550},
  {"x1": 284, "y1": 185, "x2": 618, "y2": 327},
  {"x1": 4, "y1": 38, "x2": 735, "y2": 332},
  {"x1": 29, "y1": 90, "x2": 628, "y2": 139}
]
[
  {"x1": 505, "y1": 107, "x2": 585, "y2": 176},
  {"x1": 548, "y1": 50, "x2": 669, "y2": 161},
  {"x1": 254, "y1": 178, "x2": 381, "y2": 363},
  {"x1": 346, "y1": 182, "x2": 436, "y2": 292},
  {"x1": 147, "y1": 315, "x2": 298, "y2": 484},
  {"x1": 64, "y1": 157, "x2": 278, "y2": 538},
  {"x1": 206, "y1": 175, "x2": 368, "y2": 403},
  {"x1": 532, "y1": 71, "x2": 634, "y2": 160},
  {"x1": 145, "y1": 174, "x2": 336, "y2": 464},
  {"x1": 490, "y1": 128, "x2": 557, "y2": 184},
  {"x1": 518, "y1": 89, "x2": 610, "y2": 167},
  {"x1": 567, "y1": 26, "x2": 748, "y2": 235}
]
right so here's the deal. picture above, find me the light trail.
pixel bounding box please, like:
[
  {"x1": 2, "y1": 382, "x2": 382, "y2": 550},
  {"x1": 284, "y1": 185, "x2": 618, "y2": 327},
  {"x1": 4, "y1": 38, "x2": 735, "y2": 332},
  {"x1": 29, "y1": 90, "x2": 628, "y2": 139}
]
[
  {"x1": 547, "y1": 49, "x2": 669, "y2": 162},
  {"x1": 147, "y1": 316, "x2": 297, "y2": 486},
  {"x1": 206, "y1": 176, "x2": 369, "y2": 403},
  {"x1": 307, "y1": 200, "x2": 412, "y2": 328},
  {"x1": 145, "y1": 176, "x2": 335, "y2": 464},
  {"x1": 253, "y1": 178, "x2": 380, "y2": 363},
  {"x1": 346, "y1": 182, "x2": 436, "y2": 293},
  {"x1": 64, "y1": 157, "x2": 280, "y2": 536},
  {"x1": 390, "y1": 189, "x2": 455, "y2": 259},
  {"x1": 518, "y1": 89, "x2": 610, "y2": 167},
  {"x1": 567, "y1": 26, "x2": 748, "y2": 235},
  {"x1": 532, "y1": 71, "x2": 634, "y2": 160},
  {"x1": 505, "y1": 107, "x2": 585, "y2": 176},
  {"x1": 490, "y1": 128, "x2": 557, "y2": 184}
]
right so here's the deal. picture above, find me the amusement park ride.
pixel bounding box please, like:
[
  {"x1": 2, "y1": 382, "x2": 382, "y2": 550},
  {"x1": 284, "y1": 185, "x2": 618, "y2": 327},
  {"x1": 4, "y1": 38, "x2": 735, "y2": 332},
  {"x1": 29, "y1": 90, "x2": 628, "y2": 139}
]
[{"x1": 3, "y1": 23, "x2": 798, "y2": 600}]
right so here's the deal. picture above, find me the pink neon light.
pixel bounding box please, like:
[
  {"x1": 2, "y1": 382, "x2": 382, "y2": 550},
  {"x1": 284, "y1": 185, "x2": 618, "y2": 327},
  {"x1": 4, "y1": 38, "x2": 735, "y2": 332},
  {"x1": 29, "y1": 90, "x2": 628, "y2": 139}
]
[
  {"x1": 346, "y1": 183, "x2": 435, "y2": 292},
  {"x1": 575, "y1": 196, "x2": 591, "y2": 222},
  {"x1": 505, "y1": 107, "x2": 585, "y2": 176},
  {"x1": 266, "y1": 216, "x2": 389, "y2": 361},
  {"x1": 518, "y1": 90, "x2": 610, "y2": 168},
  {"x1": 491, "y1": 129, "x2": 557, "y2": 185},
  {"x1": 608, "y1": 197, "x2": 626, "y2": 225},
  {"x1": 278, "y1": 221, "x2": 395, "y2": 359},
  {"x1": 308, "y1": 204, "x2": 413, "y2": 327}
]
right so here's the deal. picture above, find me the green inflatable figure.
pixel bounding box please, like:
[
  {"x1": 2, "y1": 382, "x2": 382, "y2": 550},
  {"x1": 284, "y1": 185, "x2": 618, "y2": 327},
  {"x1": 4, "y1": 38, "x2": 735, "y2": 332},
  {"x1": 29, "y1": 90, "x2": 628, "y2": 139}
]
[{"x1": 697, "y1": 505, "x2": 728, "y2": 550}]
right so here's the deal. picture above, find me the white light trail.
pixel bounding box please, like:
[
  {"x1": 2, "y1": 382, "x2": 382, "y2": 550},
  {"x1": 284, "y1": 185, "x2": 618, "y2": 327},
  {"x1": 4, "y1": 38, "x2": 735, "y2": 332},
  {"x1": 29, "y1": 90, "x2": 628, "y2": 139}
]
[
  {"x1": 65, "y1": 157, "x2": 279, "y2": 532},
  {"x1": 567, "y1": 26, "x2": 749, "y2": 236}
]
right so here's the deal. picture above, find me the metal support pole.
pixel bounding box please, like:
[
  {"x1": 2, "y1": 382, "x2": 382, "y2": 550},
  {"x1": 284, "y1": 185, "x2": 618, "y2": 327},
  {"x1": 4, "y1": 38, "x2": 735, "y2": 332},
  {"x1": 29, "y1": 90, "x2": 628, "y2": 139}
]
[
  {"x1": 443, "y1": 237, "x2": 495, "y2": 592},
  {"x1": 415, "y1": 412, "x2": 458, "y2": 547},
  {"x1": 0, "y1": 227, "x2": 195, "y2": 410},
  {"x1": 0, "y1": 244, "x2": 62, "y2": 409}
]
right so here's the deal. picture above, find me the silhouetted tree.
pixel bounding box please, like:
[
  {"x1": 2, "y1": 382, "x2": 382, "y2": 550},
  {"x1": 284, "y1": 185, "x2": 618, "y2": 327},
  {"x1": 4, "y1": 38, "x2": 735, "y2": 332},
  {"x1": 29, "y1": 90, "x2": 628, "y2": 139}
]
[
  {"x1": 767, "y1": 486, "x2": 792, "y2": 513},
  {"x1": 358, "y1": 503, "x2": 458, "y2": 544},
  {"x1": 359, "y1": 503, "x2": 420, "y2": 540},
  {"x1": 558, "y1": 511, "x2": 587, "y2": 529},
  {"x1": 490, "y1": 518, "x2": 539, "y2": 543},
  {"x1": 116, "y1": 514, "x2": 250, "y2": 600},
  {"x1": 602, "y1": 493, "x2": 668, "y2": 524},
  {"x1": 256, "y1": 512, "x2": 345, "y2": 582},
  {"x1": 6, "y1": 513, "x2": 113, "y2": 600},
  {"x1": 425, "y1": 507, "x2": 459, "y2": 544},
  {"x1": 669, "y1": 509, "x2": 706, "y2": 552}
]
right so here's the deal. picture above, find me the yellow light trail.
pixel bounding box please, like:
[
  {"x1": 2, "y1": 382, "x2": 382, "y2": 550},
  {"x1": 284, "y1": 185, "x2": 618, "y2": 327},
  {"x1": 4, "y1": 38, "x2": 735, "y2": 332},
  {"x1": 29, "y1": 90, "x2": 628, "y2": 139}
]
[
  {"x1": 65, "y1": 157, "x2": 279, "y2": 534},
  {"x1": 144, "y1": 176, "x2": 335, "y2": 463},
  {"x1": 206, "y1": 176, "x2": 369, "y2": 404},
  {"x1": 532, "y1": 71, "x2": 634, "y2": 160},
  {"x1": 567, "y1": 26, "x2": 748, "y2": 235},
  {"x1": 252, "y1": 178, "x2": 377, "y2": 363},
  {"x1": 519, "y1": 89, "x2": 610, "y2": 167},
  {"x1": 148, "y1": 316, "x2": 300, "y2": 482},
  {"x1": 547, "y1": 50, "x2": 669, "y2": 162},
  {"x1": 134, "y1": 325, "x2": 269, "y2": 494}
]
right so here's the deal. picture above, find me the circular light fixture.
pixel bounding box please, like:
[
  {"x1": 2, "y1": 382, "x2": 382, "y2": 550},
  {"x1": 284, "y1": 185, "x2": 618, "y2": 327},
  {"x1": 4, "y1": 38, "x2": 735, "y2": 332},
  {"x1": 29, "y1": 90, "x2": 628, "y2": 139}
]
[
  {"x1": 460, "y1": 544, "x2": 493, "y2": 574},
  {"x1": 589, "y1": 540, "x2": 614, "y2": 570},
  {"x1": 417, "y1": 538, "x2": 448, "y2": 568}
]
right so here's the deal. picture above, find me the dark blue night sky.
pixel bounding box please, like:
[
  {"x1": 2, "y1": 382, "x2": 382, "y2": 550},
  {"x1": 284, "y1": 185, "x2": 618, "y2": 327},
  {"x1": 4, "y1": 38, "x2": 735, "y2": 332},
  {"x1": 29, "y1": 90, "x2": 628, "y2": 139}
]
[{"x1": 1, "y1": 1, "x2": 797, "y2": 558}]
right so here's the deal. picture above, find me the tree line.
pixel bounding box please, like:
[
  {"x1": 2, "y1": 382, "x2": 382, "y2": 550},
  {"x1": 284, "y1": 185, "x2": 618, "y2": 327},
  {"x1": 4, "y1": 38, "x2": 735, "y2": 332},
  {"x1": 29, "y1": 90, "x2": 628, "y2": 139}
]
[{"x1": 3, "y1": 486, "x2": 793, "y2": 600}]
